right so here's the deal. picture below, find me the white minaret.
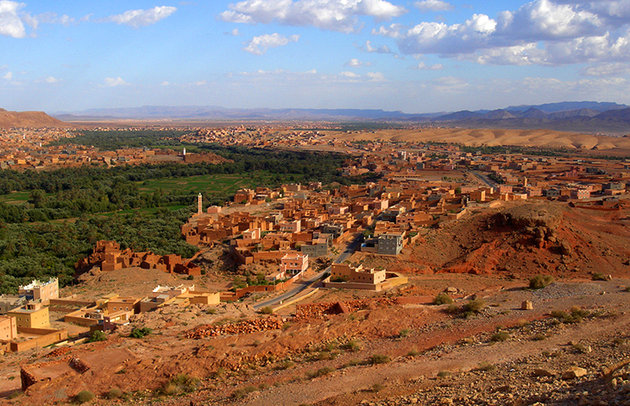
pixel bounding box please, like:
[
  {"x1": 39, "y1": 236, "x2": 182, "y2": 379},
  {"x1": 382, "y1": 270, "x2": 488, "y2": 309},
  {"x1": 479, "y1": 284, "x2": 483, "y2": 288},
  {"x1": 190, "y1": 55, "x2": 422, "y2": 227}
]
[{"x1": 197, "y1": 193, "x2": 202, "y2": 215}]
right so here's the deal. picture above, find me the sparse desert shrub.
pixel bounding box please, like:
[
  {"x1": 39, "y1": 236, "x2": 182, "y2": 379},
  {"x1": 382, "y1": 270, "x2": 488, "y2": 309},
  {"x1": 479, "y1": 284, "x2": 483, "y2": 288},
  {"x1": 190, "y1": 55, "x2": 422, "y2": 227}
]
[
  {"x1": 371, "y1": 383, "x2": 384, "y2": 392},
  {"x1": 260, "y1": 306, "x2": 273, "y2": 315},
  {"x1": 591, "y1": 272, "x2": 608, "y2": 281},
  {"x1": 463, "y1": 299, "x2": 485, "y2": 313},
  {"x1": 490, "y1": 331, "x2": 510, "y2": 342},
  {"x1": 87, "y1": 330, "x2": 107, "y2": 343},
  {"x1": 407, "y1": 349, "x2": 420, "y2": 357},
  {"x1": 205, "y1": 308, "x2": 217, "y2": 315},
  {"x1": 74, "y1": 390, "x2": 94, "y2": 404},
  {"x1": 445, "y1": 304, "x2": 459, "y2": 315},
  {"x1": 398, "y1": 328, "x2": 410, "y2": 338},
  {"x1": 529, "y1": 275, "x2": 554, "y2": 289},
  {"x1": 434, "y1": 292, "x2": 454, "y2": 305},
  {"x1": 532, "y1": 333, "x2": 547, "y2": 341},
  {"x1": 107, "y1": 388, "x2": 123, "y2": 399},
  {"x1": 170, "y1": 373, "x2": 200, "y2": 393},
  {"x1": 274, "y1": 360, "x2": 295, "y2": 370},
  {"x1": 623, "y1": 286, "x2": 630, "y2": 292},
  {"x1": 129, "y1": 327, "x2": 152, "y2": 339},
  {"x1": 437, "y1": 371, "x2": 451, "y2": 378},
  {"x1": 476, "y1": 362, "x2": 496, "y2": 372},
  {"x1": 551, "y1": 307, "x2": 590, "y2": 324},
  {"x1": 306, "y1": 367, "x2": 335, "y2": 379},
  {"x1": 342, "y1": 339, "x2": 362, "y2": 352},
  {"x1": 160, "y1": 382, "x2": 178, "y2": 396},
  {"x1": 367, "y1": 354, "x2": 390, "y2": 365},
  {"x1": 232, "y1": 385, "x2": 258, "y2": 399}
]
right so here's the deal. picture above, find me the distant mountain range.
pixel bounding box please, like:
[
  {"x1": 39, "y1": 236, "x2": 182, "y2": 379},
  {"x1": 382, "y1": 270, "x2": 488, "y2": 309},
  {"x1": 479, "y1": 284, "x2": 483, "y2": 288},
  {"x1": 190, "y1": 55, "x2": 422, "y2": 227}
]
[{"x1": 51, "y1": 101, "x2": 630, "y2": 134}]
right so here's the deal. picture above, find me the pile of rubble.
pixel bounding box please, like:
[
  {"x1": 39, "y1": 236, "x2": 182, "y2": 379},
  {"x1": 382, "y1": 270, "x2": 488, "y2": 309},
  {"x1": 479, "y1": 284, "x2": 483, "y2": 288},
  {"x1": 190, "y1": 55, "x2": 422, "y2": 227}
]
[
  {"x1": 184, "y1": 317, "x2": 283, "y2": 339},
  {"x1": 295, "y1": 297, "x2": 398, "y2": 320}
]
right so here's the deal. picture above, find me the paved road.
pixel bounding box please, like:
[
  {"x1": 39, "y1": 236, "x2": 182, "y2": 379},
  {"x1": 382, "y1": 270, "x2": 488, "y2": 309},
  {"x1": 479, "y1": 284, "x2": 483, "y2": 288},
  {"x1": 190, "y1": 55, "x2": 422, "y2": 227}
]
[
  {"x1": 252, "y1": 235, "x2": 362, "y2": 310},
  {"x1": 470, "y1": 170, "x2": 498, "y2": 188}
]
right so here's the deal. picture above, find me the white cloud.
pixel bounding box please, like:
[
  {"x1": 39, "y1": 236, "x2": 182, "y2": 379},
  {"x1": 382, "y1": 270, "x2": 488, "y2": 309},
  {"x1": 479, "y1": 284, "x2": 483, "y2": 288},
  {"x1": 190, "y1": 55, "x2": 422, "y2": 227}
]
[
  {"x1": 0, "y1": 0, "x2": 26, "y2": 38},
  {"x1": 340, "y1": 71, "x2": 360, "y2": 79},
  {"x1": 345, "y1": 58, "x2": 371, "y2": 67},
  {"x1": 2, "y1": 71, "x2": 12, "y2": 80},
  {"x1": 415, "y1": 61, "x2": 443, "y2": 70},
  {"x1": 107, "y1": 6, "x2": 176, "y2": 28},
  {"x1": 221, "y1": 0, "x2": 406, "y2": 33},
  {"x1": 45, "y1": 76, "x2": 59, "y2": 83},
  {"x1": 103, "y1": 77, "x2": 128, "y2": 87},
  {"x1": 432, "y1": 76, "x2": 468, "y2": 92},
  {"x1": 363, "y1": 40, "x2": 394, "y2": 54},
  {"x1": 243, "y1": 33, "x2": 299, "y2": 55},
  {"x1": 391, "y1": 0, "x2": 630, "y2": 67},
  {"x1": 415, "y1": 0, "x2": 453, "y2": 12},
  {"x1": 582, "y1": 62, "x2": 630, "y2": 77},
  {"x1": 366, "y1": 71, "x2": 385, "y2": 81}
]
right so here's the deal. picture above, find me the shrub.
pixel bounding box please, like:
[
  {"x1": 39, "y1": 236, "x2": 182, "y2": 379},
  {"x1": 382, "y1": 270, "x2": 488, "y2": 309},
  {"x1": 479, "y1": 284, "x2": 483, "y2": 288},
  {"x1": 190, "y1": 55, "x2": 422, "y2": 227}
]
[
  {"x1": 433, "y1": 292, "x2": 454, "y2": 305},
  {"x1": 529, "y1": 275, "x2": 554, "y2": 289},
  {"x1": 551, "y1": 307, "x2": 590, "y2": 324},
  {"x1": 476, "y1": 362, "x2": 496, "y2": 372},
  {"x1": 107, "y1": 388, "x2": 123, "y2": 399},
  {"x1": 437, "y1": 371, "x2": 451, "y2": 378},
  {"x1": 342, "y1": 339, "x2": 361, "y2": 352},
  {"x1": 531, "y1": 333, "x2": 547, "y2": 341},
  {"x1": 306, "y1": 367, "x2": 335, "y2": 379},
  {"x1": 170, "y1": 373, "x2": 200, "y2": 393},
  {"x1": 87, "y1": 330, "x2": 107, "y2": 343},
  {"x1": 371, "y1": 383, "x2": 384, "y2": 392},
  {"x1": 591, "y1": 273, "x2": 608, "y2": 281},
  {"x1": 129, "y1": 327, "x2": 152, "y2": 339},
  {"x1": 623, "y1": 286, "x2": 630, "y2": 292},
  {"x1": 407, "y1": 349, "x2": 420, "y2": 357},
  {"x1": 490, "y1": 331, "x2": 510, "y2": 342},
  {"x1": 398, "y1": 328, "x2": 410, "y2": 338},
  {"x1": 232, "y1": 385, "x2": 258, "y2": 399},
  {"x1": 74, "y1": 390, "x2": 94, "y2": 404},
  {"x1": 367, "y1": 354, "x2": 390, "y2": 365},
  {"x1": 274, "y1": 360, "x2": 294, "y2": 370},
  {"x1": 260, "y1": 306, "x2": 273, "y2": 315}
]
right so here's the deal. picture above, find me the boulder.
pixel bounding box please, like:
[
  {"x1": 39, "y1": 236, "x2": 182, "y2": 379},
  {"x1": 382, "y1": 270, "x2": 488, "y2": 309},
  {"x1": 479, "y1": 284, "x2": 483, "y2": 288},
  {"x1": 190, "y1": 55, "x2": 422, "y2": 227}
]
[
  {"x1": 562, "y1": 366, "x2": 587, "y2": 379},
  {"x1": 521, "y1": 300, "x2": 533, "y2": 310}
]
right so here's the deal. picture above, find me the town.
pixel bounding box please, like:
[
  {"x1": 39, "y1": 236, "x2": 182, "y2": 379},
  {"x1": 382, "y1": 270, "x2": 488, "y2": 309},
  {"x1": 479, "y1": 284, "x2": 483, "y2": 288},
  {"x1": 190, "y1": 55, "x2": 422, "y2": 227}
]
[{"x1": 0, "y1": 123, "x2": 628, "y2": 405}]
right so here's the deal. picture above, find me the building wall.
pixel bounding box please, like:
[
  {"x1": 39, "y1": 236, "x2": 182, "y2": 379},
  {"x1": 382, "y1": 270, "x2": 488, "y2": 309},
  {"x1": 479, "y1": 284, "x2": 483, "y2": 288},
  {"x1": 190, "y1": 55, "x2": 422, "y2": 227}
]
[
  {"x1": 0, "y1": 316, "x2": 17, "y2": 340},
  {"x1": 8, "y1": 307, "x2": 49, "y2": 329}
]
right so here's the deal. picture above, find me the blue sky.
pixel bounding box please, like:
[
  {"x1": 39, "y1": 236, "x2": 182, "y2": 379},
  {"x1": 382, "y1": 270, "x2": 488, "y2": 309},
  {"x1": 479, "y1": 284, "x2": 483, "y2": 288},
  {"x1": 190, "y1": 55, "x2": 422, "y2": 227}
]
[{"x1": 1, "y1": 0, "x2": 630, "y2": 113}]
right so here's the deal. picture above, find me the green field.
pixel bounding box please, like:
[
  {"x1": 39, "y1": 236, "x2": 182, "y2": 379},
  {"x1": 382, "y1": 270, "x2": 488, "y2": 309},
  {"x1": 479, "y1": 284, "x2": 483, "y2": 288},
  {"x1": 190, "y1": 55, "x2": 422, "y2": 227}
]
[
  {"x1": 137, "y1": 171, "x2": 282, "y2": 195},
  {"x1": 0, "y1": 191, "x2": 31, "y2": 205}
]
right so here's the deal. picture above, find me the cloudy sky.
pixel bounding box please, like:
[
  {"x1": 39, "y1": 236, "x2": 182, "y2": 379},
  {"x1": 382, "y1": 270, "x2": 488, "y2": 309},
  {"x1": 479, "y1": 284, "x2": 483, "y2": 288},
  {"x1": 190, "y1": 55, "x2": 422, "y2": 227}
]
[{"x1": 2, "y1": 0, "x2": 630, "y2": 113}]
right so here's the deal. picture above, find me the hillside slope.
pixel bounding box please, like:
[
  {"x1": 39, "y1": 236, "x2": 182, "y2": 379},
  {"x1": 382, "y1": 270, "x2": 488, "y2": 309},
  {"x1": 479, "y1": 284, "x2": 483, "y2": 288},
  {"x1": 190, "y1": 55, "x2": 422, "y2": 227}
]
[{"x1": 0, "y1": 108, "x2": 70, "y2": 128}]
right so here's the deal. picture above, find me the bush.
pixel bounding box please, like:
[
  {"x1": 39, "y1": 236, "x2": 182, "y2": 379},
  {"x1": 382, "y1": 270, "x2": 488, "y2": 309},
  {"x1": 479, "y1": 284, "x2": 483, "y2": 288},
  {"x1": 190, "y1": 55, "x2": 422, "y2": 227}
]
[
  {"x1": 460, "y1": 299, "x2": 485, "y2": 318},
  {"x1": 591, "y1": 273, "x2": 608, "y2": 281},
  {"x1": 398, "y1": 328, "x2": 410, "y2": 338},
  {"x1": 476, "y1": 362, "x2": 496, "y2": 372},
  {"x1": 129, "y1": 327, "x2": 152, "y2": 338},
  {"x1": 259, "y1": 306, "x2": 273, "y2": 315},
  {"x1": 437, "y1": 371, "x2": 451, "y2": 378},
  {"x1": 529, "y1": 275, "x2": 554, "y2": 289},
  {"x1": 87, "y1": 330, "x2": 107, "y2": 343},
  {"x1": 625, "y1": 286, "x2": 630, "y2": 292},
  {"x1": 490, "y1": 331, "x2": 510, "y2": 342},
  {"x1": 274, "y1": 360, "x2": 294, "y2": 370},
  {"x1": 306, "y1": 367, "x2": 335, "y2": 379},
  {"x1": 107, "y1": 388, "x2": 123, "y2": 399},
  {"x1": 232, "y1": 385, "x2": 258, "y2": 399},
  {"x1": 551, "y1": 307, "x2": 590, "y2": 324},
  {"x1": 531, "y1": 333, "x2": 547, "y2": 341},
  {"x1": 367, "y1": 354, "x2": 390, "y2": 365},
  {"x1": 342, "y1": 339, "x2": 362, "y2": 352},
  {"x1": 433, "y1": 292, "x2": 454, "y2": 305},
  {"x1": 74, "y1": 390, "x2": 94, "y2": 403},
  {"x1": 371, "y1": 383, "x2": 384, "y2": 392}
]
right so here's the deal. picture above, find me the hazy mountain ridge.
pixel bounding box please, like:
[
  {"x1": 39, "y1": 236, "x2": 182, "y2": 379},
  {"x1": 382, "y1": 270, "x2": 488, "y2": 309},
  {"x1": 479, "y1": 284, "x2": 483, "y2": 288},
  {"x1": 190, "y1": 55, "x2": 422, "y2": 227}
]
[{"x1": 50, "y1": 101, "x2": 630, "y2": 134}]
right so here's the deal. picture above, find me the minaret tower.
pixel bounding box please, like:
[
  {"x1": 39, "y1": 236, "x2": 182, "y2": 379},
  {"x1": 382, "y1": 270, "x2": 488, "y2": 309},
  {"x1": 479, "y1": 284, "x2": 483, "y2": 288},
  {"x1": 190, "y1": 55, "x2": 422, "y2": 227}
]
[{"x1": 197, "y1": 193, "x2": 202, "y2": 215}]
